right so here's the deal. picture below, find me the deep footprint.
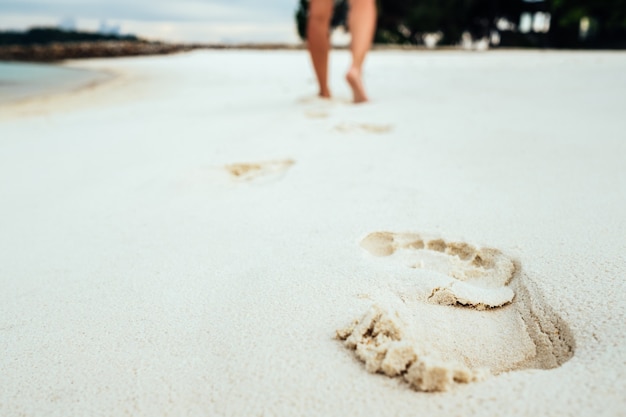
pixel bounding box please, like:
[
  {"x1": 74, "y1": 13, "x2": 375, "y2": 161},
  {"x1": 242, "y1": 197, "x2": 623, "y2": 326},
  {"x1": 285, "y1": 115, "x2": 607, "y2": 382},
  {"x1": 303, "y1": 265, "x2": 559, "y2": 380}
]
[
  {"x1": 360, "y1": 231, "x2": 516, "y2": 309},
  {"x1": 337, "y1": 231, "x2": 575, "y2": 392}
]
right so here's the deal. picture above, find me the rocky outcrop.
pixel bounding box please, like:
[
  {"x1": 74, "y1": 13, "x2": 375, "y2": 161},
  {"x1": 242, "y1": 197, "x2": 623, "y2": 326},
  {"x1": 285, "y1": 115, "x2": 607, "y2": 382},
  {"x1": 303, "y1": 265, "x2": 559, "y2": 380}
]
[{"x1": 0, "y1": 41, "x2": 197, "y2": 62}]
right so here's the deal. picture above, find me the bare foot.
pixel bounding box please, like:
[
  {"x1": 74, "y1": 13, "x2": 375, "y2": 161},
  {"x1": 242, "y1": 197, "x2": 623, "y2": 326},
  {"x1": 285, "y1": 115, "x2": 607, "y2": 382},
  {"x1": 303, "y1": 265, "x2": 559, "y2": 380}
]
[
  {"x1": 319, "y1": 87, "x2": 332, "y2": 99},
  {"x1": 346, "y1": 67, "x2": 368, "y2": 103}
]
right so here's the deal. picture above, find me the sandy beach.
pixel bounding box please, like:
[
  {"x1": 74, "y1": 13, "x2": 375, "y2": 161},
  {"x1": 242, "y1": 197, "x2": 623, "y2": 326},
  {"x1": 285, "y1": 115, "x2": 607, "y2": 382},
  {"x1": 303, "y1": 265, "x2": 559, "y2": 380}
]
[{"x1": 0, "y1": 49, "x2": 625, "y2": 416}]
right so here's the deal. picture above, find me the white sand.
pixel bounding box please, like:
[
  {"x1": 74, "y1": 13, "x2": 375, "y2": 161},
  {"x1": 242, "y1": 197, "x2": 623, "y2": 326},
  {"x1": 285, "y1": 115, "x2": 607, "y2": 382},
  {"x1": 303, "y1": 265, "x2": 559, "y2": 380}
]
[{"x1": 1, "y1": 49, "x2": 625, "y2": 415}]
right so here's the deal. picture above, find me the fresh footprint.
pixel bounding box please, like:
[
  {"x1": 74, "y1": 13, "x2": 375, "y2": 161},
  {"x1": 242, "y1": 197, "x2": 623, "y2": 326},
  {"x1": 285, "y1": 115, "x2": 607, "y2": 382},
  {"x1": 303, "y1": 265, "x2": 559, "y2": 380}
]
[
  {"x1": 360, "y1": 231, "x2": 515, "y2": 309},
  {"x1": 337, "y1": 231, "x2": 575, "y2": 392}
]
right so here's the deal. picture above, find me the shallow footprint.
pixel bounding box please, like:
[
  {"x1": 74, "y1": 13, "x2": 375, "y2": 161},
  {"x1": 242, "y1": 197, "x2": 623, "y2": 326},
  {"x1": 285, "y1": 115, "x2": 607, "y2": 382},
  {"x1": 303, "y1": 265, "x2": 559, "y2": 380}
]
[
  {"x1": 337, "y1": 231, "x2": 575, "y2": 392},
  {"x1": 334, "y1": 123, "x2": 393, "y2": 134},
  {"x1": 171, "y1": 159, "x2": 294, "y2": 191},
  {"x1": 305, "y1": 110, "x2": 329, "y2": 119},
  {"x1": 225, "y1": 159, "x2": 294, "y2": 182}
]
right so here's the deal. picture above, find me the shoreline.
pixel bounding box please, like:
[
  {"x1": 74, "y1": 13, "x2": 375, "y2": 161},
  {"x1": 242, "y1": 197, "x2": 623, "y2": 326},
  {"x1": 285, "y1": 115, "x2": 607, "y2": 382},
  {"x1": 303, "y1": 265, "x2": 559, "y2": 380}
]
[{"x1": 0, "y1": 61, "x2": 119, "y2": 111}]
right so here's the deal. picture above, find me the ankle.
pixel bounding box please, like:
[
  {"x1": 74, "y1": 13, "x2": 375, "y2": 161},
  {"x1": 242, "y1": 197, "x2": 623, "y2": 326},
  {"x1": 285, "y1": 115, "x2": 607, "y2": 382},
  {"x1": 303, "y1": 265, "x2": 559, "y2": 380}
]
[{"x1": 346, "y1": 67, "x2": 361, "y2": 80}]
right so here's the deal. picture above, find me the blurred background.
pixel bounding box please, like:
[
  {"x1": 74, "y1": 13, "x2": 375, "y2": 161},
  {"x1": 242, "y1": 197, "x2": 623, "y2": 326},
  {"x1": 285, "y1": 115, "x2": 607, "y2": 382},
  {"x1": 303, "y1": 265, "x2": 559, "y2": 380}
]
[
  {"x1": 298, "y1": 0, "x2": 626, "y2": 49},
  {"x1": 0, "y1": 0, "x2": 299, "y2": 44},
  {"x1": 0, "y1": 0, "x2": 625, "y2": 48}
]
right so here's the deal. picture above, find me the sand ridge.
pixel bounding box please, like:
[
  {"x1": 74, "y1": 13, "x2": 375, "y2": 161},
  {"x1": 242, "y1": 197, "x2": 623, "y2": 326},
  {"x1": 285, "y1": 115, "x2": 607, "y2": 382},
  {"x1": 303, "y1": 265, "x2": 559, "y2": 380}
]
[
  {"x1": 337, "y1": 231, "x2": 575, "y2": 392},
  {"x1": 337, "y1": 305, "x2": 486, "y2": 392}
]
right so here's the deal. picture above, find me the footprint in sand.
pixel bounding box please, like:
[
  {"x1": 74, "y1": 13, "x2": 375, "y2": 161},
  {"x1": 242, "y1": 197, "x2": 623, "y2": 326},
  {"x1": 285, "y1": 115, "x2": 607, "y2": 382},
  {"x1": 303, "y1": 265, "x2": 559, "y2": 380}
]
[
  {"x1": 224, "y1": 159, "x2": 294, "y2": 182},
  {"x1": 305, "y1": 110, "x2": 330, "y2": 119},
  {"x1": 173, "y1": 159, "x2": 294, "y2": 191},
  {"x1": 334, "y1": 123, "x2": 393, "y2": 134},
  {"x1": 337, "y1": 231, "x2": 575, "y2": 392},
  {"x1": 361, "y1": 232, "x2": 516, "y2": 310}
]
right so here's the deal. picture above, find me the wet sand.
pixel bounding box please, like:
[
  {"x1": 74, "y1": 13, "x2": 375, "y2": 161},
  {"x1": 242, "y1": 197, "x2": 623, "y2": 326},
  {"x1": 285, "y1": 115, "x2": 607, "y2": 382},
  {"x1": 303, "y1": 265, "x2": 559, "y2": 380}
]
[{"x1": 0, "y1": 61, "x2": 113, "y2": 105}]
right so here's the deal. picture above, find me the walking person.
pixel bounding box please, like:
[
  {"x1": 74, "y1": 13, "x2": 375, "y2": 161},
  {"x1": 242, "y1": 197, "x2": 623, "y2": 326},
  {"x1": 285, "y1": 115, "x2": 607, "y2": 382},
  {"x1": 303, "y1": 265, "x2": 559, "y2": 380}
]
[{"x1": 307, "y1": 0, "x2": 377, "y2": 103}]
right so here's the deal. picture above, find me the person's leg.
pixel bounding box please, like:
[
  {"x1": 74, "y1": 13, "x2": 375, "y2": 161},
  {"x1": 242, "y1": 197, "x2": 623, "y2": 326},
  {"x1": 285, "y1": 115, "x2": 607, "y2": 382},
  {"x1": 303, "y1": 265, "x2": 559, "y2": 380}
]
[
  {"x1": 346, "y1": 0, "x2": 377, "y2": 103},
  {"x1": 307, "y1": 0, "x2": 334, "y2": 98}
]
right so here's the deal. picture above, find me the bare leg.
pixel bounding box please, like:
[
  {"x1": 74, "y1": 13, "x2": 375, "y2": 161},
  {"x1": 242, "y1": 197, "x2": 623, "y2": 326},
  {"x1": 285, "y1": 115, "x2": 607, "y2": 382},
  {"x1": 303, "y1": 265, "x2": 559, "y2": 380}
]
[
  {"x1": 307, "y1": 0, "x2": 334, "y2": 98},
  {"x1": 346, "y1": 0, "x2": 377, "y2": 103}
]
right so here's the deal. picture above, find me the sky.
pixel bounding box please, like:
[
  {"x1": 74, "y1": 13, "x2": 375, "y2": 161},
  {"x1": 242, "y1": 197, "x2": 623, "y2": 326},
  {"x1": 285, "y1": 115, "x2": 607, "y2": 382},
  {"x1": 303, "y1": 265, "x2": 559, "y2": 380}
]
[{"x1": 0, "y1": 0, "x2": 302, "y2": 43}]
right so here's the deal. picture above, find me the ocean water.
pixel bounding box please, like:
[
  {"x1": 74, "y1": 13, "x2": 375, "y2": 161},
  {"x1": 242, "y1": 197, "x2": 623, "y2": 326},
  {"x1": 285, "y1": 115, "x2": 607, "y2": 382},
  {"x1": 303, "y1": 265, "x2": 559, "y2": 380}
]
[{"x1": 0, "y1": 61, "x2": 110, "y2": 105}]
